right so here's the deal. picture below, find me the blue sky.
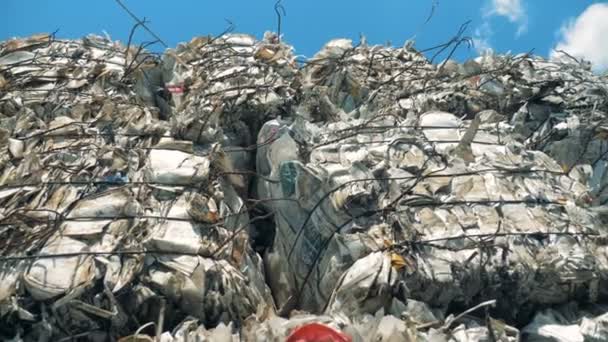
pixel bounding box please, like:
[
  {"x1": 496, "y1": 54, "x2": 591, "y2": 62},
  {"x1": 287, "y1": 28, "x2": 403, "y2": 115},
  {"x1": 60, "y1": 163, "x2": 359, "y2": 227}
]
[{"x1": 2, "y1": 1, "x2": 608, "y2": 69}]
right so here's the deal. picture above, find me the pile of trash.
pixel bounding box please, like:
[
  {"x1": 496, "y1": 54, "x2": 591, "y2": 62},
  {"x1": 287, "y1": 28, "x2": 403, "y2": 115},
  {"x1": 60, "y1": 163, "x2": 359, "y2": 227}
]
[{"x1": 0, "y1": 31, "x2": 608, "y2": 341}]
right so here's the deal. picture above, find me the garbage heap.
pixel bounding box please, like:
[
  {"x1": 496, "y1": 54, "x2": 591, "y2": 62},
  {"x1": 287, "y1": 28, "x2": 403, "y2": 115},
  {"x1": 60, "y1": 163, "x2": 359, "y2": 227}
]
[{"x1": 1, "y1": 32, "x2": 608, "y2": 341}]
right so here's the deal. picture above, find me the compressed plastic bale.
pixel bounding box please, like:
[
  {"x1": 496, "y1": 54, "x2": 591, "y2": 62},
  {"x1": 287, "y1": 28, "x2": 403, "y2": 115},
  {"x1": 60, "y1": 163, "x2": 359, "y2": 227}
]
[
  {"x1": 257, "y1": 122, "x2": 397, "y2": 310},
  {"x1": 261, "y1": 113, "x2": 607, "y2": 320},
  {"x1": 261, "y1": 162, "x2": 383, "y2": 311},
  {"x1": 148, "y1": 180, "x2": 272, "y2": 322},
  {"x1": 23, "y1": 236, "x2": 95, "y2": 300}
]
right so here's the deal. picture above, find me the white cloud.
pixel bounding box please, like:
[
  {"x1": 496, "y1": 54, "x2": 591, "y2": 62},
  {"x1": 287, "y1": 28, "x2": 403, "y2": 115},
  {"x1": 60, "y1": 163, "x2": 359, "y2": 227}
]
[
  {"x1": 473, "y1": 24, "x2": 494, "y2": 55},
  {"x1": 489, "y1": 0, "x2": 524, "y2": 22},
  {"x1": 474, "y1": 0, "x2": 528, "y2": 56},
  {"x1": 551, "y1": 3, "x2": 608, "y2": 71},
  {"x1": 472, "y1": 37, "x2": 493, "y2": 55},
  {"x1": 485, "y1": 0, "x2": 528, "y2": 37}
]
